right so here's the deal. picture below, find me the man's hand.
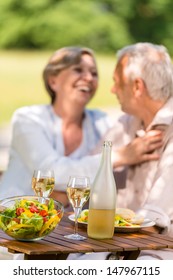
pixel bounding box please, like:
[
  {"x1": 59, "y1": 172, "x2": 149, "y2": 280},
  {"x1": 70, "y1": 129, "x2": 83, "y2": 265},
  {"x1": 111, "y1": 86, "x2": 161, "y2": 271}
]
[{"x1": 112, "y1": 130, "x2": 163, "y2": 168}]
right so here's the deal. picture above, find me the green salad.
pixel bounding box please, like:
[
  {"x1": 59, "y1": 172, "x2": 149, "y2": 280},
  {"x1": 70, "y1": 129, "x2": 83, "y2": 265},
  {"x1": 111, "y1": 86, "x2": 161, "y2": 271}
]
[
  {"x1": 78, "y1": 209, "x2": 140, "y2": 227},
  {"x1": 114, "y1": 215, "x2": 138, "y2": 227},
  {"x1": 0, "y1": 198, "x2": 62, "y2": 240}
]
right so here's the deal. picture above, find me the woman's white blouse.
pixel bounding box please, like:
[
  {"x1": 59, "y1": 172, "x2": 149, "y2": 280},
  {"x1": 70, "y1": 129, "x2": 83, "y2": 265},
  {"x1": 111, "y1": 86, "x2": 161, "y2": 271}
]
[{"x1": 0, "y1": 105, "x2": 114, "y2": 199}]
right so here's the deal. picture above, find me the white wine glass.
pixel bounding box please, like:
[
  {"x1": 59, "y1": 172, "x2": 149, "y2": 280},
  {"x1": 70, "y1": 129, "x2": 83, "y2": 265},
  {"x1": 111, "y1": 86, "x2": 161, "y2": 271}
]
[
  {"x1": 32, "y1": 169, "x2": 55, "y2": 198},
  {"x1": 64, "y1": 175, "x2": 90, "y2": 240}
]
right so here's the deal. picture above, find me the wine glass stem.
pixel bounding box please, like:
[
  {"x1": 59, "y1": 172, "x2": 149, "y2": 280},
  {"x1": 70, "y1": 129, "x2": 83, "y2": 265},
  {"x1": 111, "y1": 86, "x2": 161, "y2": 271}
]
[
  {"x1": 38, "y1": 196, "x2": 45, "y2": 204},
  {"x1": 74, "y1": 207, "x2": 81, "y2": 235}
]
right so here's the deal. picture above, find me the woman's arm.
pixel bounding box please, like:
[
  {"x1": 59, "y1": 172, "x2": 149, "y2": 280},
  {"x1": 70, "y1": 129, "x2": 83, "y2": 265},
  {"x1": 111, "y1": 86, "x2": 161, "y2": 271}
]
[{"x1": 12, "y1": 110, "x2": 162, "y2": 191}]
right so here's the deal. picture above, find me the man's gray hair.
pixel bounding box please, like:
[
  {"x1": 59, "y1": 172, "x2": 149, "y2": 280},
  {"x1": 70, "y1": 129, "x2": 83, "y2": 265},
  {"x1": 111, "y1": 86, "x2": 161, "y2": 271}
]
[{"x1": 117, "y1": 43, "x2": 173, "y2": 101}]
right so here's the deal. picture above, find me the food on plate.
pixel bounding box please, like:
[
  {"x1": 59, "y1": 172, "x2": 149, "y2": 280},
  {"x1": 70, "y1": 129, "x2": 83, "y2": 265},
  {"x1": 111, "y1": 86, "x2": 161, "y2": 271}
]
[
  {"x1": 78, "y1": 209, "x2": 89, "y2": 223},
  {"x1": 115, "y1": 208, "x2": 144, "y2": 227},
  {"x1": 0, "y1": 198, "x2": 63, "y2": 240},
  {"x1": 77, "y1": 208, "x2": 144, "y2": 227}
]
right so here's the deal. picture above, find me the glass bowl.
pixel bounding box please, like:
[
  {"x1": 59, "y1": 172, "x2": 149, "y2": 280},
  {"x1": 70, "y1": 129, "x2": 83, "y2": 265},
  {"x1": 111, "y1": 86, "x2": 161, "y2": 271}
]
[{"x1": 0, "y1": 195, "x2": 64, "y2": 241}]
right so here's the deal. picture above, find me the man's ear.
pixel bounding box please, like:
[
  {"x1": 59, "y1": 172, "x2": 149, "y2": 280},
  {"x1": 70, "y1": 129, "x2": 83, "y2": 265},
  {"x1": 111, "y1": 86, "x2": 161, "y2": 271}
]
[{"x1": 133, "y1": 78, "x2": 145, "y2": 97}]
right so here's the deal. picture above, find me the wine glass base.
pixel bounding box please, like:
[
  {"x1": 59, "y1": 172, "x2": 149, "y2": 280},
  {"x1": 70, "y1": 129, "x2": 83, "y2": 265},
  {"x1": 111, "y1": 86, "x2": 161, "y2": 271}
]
[{"x1": 64, "y1": 233, "x2": 86, "y2": 241}]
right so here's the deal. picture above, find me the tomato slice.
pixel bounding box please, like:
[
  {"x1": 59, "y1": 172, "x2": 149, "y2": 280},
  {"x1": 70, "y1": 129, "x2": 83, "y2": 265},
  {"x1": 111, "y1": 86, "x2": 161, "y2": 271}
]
[
  {"x1": 29, "y1": 205, "x2": 39, "y2": 213},
  {"x1": 39, "y1": 210, "x2": 48, "y2": 217},
  {"x1": 16, "y1": 207, "x2": 25, "y2": 216}
]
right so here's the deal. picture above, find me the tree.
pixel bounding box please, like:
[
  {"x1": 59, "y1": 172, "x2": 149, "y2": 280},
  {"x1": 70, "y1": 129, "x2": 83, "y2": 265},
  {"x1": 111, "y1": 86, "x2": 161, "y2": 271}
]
[{"x1": 0, "y1": 0, "x2": 173, "y2": 54}]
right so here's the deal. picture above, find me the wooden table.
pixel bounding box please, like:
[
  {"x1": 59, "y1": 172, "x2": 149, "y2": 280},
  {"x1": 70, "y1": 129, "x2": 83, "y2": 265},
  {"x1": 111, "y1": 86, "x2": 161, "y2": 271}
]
[{"x1": 1, "y1": 213, "x2": 173, "y2": 260}]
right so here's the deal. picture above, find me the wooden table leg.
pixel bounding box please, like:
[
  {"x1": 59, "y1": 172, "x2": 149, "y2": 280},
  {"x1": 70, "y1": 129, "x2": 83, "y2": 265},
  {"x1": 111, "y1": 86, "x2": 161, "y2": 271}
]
[
  {"x1": 24, "y1": 253, "x2": 69, "y2": 260},
  {"x1": 120, "y1": 250, "x2": 140, "y2": 260}
]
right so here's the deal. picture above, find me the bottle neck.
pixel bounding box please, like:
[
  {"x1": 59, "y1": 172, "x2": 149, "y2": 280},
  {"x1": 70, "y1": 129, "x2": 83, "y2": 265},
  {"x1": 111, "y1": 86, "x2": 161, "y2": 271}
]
[{"x1": 100, "y1": 142, "x2": 112, "y2": 168}]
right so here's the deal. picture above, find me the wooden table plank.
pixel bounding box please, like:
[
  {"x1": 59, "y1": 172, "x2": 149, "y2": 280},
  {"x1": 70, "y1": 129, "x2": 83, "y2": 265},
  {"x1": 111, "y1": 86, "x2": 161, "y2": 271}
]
[
  {"x1": 114, "y1": 233, "x2": 167, "y2": 250},
  {"x1": 1, "y1": 212, "x2": 173, "y2": 260}
]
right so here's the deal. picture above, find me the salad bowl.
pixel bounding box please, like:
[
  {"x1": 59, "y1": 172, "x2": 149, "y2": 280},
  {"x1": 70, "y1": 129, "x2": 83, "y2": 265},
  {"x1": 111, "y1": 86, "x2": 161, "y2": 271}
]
[{"x1": 0, "y1": 195, "x2": 64, "y2": 241}]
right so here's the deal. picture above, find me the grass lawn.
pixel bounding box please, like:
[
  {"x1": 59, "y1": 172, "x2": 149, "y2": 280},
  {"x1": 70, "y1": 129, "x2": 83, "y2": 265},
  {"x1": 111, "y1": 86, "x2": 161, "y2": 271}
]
[{"x1": 0, "y1": 50, "x2": 119, "y2": 126}]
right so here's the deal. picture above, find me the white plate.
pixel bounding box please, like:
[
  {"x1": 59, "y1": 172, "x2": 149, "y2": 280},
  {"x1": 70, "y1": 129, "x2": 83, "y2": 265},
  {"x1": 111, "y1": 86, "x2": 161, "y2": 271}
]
[
  {"x1": 114, "y1": 219, "x2": 155, "y2": 233},
  {"x1": 68, "y1": 214, "x2": 155, "y2": 233}
]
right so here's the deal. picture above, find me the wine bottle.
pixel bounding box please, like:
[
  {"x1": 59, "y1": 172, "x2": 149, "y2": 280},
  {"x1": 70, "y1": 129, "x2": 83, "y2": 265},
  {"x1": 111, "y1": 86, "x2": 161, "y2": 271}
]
[{"x1": 87, "y1": 141, "x2": 116, "y2": 239}]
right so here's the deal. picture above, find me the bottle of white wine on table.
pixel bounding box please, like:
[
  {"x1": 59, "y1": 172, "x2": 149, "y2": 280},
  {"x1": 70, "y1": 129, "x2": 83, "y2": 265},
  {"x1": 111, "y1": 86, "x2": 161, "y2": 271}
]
[{"x1": 87, "y1": 141, "x2": 116, "y2": 239}]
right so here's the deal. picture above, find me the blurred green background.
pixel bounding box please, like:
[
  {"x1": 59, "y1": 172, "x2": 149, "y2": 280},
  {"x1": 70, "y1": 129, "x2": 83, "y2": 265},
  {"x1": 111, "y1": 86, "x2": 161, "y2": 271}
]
[
  {"x1": 1, "y1": 0, "x2": 173, "y2": 125},
  {"x1": 0, "y1": 50, "x2": 118, "y2": 125}
]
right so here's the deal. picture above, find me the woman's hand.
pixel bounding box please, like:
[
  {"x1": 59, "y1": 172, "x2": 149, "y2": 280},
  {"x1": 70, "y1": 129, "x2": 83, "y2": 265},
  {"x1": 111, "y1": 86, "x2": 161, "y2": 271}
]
[{"x1": 112, "y1": 130, "x2": 163, "y2": 168}]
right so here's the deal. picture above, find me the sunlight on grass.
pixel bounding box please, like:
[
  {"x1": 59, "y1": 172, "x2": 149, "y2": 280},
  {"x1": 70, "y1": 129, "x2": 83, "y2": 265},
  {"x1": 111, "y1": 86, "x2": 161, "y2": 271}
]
[{"x1": 0, "y1": 50, "x2": 119, "y2": 126}]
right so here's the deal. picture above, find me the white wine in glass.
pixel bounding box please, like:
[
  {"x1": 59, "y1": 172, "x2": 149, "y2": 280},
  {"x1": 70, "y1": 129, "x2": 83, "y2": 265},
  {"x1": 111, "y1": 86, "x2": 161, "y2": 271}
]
[
  {"x1": 32, "y1": 169, "x2": 55, "y2": 198},
  {"x1": 64, "y1": 175, "x2": 90, "y2": 240}
]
